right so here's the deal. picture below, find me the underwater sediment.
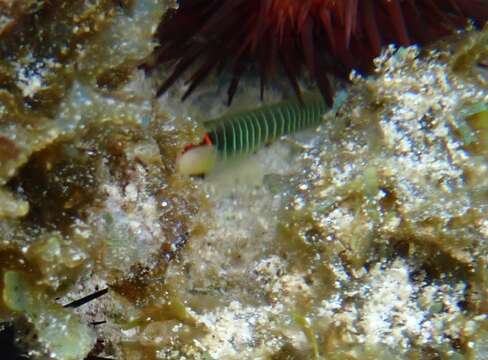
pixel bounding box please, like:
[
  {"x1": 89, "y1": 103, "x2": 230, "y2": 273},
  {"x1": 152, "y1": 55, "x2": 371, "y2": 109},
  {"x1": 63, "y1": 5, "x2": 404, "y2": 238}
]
[{"x1": 0, "y1": 1, "x2": 487, "y2": 359}]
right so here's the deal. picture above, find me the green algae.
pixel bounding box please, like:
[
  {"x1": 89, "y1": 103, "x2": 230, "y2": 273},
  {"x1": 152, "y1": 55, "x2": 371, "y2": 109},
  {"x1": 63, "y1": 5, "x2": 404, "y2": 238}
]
[
  {"x1": 450, "y1": 24, "x2": 488, "y2": 80},
  {"x1": 291, "y1": 312, "x2": 322, "y2": 360},
  {"x1": 3, "y1": 271, "x2": 95, "y2": 360}
]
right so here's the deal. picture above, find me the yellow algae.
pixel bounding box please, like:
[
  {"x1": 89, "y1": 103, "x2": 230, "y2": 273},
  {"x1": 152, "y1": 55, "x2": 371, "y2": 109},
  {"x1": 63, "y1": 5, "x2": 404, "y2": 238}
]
[
  {"x1": 0, "y1": 188, "x2": 29, "y2": 219},
  {"x1": 465, "y1": 108, "x2": 488, "y2": 158}
]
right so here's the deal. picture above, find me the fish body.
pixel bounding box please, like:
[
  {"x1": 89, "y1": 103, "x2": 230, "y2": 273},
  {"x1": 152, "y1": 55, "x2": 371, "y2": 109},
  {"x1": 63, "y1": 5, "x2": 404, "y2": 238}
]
[{"x1": 177, "y1": 93, "x2": 329, "y2": 175}]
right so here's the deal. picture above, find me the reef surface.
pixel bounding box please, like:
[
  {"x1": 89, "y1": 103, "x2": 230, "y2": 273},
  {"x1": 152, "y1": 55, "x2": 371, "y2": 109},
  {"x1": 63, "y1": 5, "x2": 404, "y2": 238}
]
[{"x1": 0, "y1": 2, "x2": 487, "y2": 359}]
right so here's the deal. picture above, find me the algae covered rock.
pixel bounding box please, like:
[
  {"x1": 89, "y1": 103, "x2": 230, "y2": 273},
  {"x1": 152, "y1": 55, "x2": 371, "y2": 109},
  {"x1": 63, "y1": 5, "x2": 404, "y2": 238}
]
[
  {"x1": 0, "y1": 2, "x2": 487, "y2": 359},
  {"x1": 0, "y1": 1, "x2": 194, "y2": 359},
  {"x1": 157, "y1": 29, "x2": 488, "y2": 359}
]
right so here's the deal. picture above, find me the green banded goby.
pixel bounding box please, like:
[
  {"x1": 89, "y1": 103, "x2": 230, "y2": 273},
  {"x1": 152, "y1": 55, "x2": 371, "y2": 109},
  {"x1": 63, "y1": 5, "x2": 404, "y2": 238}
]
[{"x1": 177, "y1": 92, "x2": 329, "y2": 175}]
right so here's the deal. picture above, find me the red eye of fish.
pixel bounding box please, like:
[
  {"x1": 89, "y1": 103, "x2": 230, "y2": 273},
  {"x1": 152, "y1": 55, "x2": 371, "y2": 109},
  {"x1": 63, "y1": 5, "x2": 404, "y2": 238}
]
[{"x1": 181, "y1": 133, "x2": 213, "y2": 154}]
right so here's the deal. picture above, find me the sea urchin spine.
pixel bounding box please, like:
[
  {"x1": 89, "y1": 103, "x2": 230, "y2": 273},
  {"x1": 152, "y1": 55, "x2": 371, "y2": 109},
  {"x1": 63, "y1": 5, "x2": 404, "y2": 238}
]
[{"x1": 154, "y1": 0, "x2": 488, "y2": 105}]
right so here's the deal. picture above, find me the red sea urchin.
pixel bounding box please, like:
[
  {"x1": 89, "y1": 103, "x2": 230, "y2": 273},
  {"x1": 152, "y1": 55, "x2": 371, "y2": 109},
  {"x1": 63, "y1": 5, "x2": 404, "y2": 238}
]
[{"x1": 153, "y1": 0, "x2": 488, "y2": 105}]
